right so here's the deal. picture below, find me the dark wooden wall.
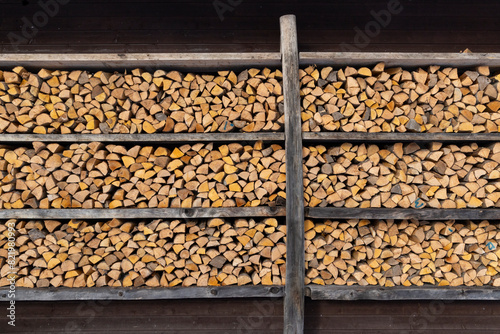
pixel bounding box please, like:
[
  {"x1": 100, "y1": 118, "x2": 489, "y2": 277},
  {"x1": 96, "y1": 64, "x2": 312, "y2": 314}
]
[
  {"x1": 0, "y1": 0, "x2": 499, "y2": 53},
  {"x1": 2, "y1": 299, "x2": 500, "y2": 333}
]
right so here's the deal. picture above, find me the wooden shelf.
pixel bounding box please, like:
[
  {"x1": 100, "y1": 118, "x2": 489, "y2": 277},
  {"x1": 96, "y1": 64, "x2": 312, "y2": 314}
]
[
  {"x1": 0, "y1": 52, "x2": 281, "y2": 70},
  {"x1": 300, "y1": 52, "x2": 500, "y2": 67},
  {"x1": 0, "y1": 132, "x2": 284, "y2": 143},
  {"x1": 0, "y1": 207, "x2": 286, "y2": 219},
  {"x1": 0, "y1": 286, "x2": 283, "y2": 301},
  {"x1": 303, "y1": 132, "x2": 500, "y2": 142},
  {"x1": 306, "y1": 208, "x2": 500, "y2": 220},
  {"x1": 306, "y1": 285, "x2": 500, "y2": 301}
]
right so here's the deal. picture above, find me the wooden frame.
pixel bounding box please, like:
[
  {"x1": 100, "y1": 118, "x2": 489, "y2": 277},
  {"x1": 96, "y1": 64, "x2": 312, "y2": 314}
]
[
  {"x1": 0, "y1": 286, "x2": 283, "y2": 301},
  {"x1": 306, "y1": 285, "x2": 500, "y2": 301},
  {"x1": 0, "y1": 133, "x2": 284, "y2": 143},
  {"x1": 2, "y1": 18, "x2": 500, "y2": 334},
  {"x1": 0, "y1": 207, "x2": 286, "y2": 219}
]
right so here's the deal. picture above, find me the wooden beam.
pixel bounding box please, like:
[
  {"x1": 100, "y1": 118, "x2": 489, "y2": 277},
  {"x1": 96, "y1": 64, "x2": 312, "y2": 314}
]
[
  {"x1": 0, "y1": 286, "x2": 283, "y2": 302},
  {"x1": 281, "y1": 14, "x2": 304, "y2": 334},
  {"x1": 307, "y1": 285, "x2": 500, "y2": 301},
  {"x1": 306, "y1": 208, "x2": 500, "y2": 220},
  {"x1": 302, "y1": 132, "x2": 500, "y2": 143},
  {"x1": 0, "y1": 133, "x2": 284, "y2": 143},
  {"x1": 0, "y1": 207, "x2": 286, "y2": 219},
  {"x1": 300, "y1": 52, "x2": 500, "y2": 67},
  {"x1": 0, "y1": 53, "x2": 281, "y2": 70}
]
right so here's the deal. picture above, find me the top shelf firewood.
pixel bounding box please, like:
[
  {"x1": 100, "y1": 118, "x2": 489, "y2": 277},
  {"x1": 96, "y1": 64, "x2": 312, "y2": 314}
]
[
  {"x1": 300, "y1": 63, "x2": 500, "y2": 134},
  {"x1": 0, "y1": 67, "x2": 284, "y2": 135}
]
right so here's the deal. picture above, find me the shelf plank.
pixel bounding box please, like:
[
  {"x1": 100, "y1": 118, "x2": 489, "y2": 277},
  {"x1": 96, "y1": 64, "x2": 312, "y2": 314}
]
[
  {"x1": 0, "y1": 207, "x2": 286, "y2": 219},
  {"x1": 0, "y1": 133, "x2": 284, "y2": 143},
  {"x1": 303, "y1": 132, "x2": 500, "y2": 142},
  {"x1": 300, "y1": 52, "x2": 500, "y2": 67},
  {"x1": 306, "y1": 208, "x2": 500, "y2": 220},
  {"x1": 0, "y1": 52, "x2": 281, "y2": 70},
  {"x1": 281, "y1": 14, "x2": 305, "y2": 334},
  {"x1": 0, "y1": 286, "x2": 283, "y2": 301},
  {"x1": 307, "y1": 285, "x2": 500, "y2": 301}
]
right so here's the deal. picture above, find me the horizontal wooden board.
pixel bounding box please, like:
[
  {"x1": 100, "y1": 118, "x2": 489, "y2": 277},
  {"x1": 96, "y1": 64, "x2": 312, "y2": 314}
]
[
  {"x1": 300, "y1": 52, "x2": 500, "y2": 67},
  {"x1": 302, "y1": 133, "x2": 500, "y2": 142},
  {"x1": 0, "y1": 207, "x2": 286, "y2": 219},
  {"x1": 0, "y1": 53, "x2": 281, "y2": 70},
  {"x1": 307, "y1": 285, "x2": 500, "y2": 301},
  {"x1": 0, "y1": 286, "x2": 283, "y2": 301},
  {"x1": 306, "y1": 208, "x2": 500, "y2": 220},
  {"x1": 0, "y1": 133, "x2": 284, "y2": 143}
]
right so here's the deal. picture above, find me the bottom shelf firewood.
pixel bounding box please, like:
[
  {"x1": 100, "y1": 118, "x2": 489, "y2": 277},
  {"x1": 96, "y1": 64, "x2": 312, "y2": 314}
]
[
  {"x1": 0, "y1": 218, "x2": 286, "y2": 288},
  {"x1": 305, "y1": 219, "x2": 500, "y2": 287}
]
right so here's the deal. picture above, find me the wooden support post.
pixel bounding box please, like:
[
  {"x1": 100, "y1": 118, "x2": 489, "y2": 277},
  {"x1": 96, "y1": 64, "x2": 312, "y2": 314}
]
[{"x1": 281, "y1": 14, "x2": 304, "y2": 334}]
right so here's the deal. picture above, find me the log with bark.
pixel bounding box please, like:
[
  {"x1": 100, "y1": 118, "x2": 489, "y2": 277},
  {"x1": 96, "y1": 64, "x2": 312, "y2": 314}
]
[
  {"x1": 0, "y1": 67, "x2": 284, "y2": 134},
  {"x1": 0, "y1": 218, "x2": 286, "y2": 288},
  {"x1": 305, "y1": 219, "x2": 500, "y2": 287},
  {"x1": 0, "y1": 141, "x2": 286, "y2": 209},
  {"x1": 303, "y1": 142, "x2": 500, "y2": 209},
  {"x1": 300, "y1": 64, "x2": 500, "y2": 133}
]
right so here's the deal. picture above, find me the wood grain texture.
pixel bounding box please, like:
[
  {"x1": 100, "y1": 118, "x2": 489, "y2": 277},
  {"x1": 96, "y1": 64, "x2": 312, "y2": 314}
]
[
  {"x1": 1, "y1": 0, "x2": 500, "y2": 53},
  {"x1": 0, "y1": 286, "x2": 284, "y2": 301},
  {"x1": 306, "y1": 208, "x2": 500, "y2": 220},
  {"x1": 0, "y1": 53, "x2": 281, "y2": 70},
  {"x1": 303, "y1": 133, "x2": 500, "y2": 142},
  {"x1": 300, "y1": 52, "x2": 500, "y2": 67},
  {"x1": 281, "y1": 14, "x2": 304, "y2": 334},
  {"x1": 307, "y1": 285, "x2": 500, "y2": 300},
  {"x1": 0, "y1": 207, "x2": 286, "y2": 219},
  {"x1": 0, "y1": 299, "x2": 284, "y2": 333},
  {"x1": 0, "y1": 133, "x2": 285, "y2": 143}
]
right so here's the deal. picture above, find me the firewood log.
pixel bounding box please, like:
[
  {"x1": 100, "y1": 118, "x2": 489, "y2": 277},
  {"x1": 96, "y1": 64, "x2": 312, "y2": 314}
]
[
  {"x1": 0, "y1": 67, "x2": 284, "y2": 134},
  {"x1": 0, "y1": 218, "x2": 286, "y2": 288},
  {"x1": 300, "y1": 64, "x2": 500, "y2": 133}
]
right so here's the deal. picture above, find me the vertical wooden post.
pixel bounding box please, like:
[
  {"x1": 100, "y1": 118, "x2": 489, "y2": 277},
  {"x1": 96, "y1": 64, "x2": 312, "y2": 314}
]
[{"x1": 280, "y1": 14, "x2": 304, "y2": 334}]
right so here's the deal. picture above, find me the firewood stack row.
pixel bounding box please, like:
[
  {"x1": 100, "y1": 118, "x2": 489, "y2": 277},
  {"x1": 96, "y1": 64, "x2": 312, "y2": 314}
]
[
  {"x1": 305, "y1": 219, "x2": 500, "y2": 287},
  {"x1": 303, "y1": 142, "x2": 500, "y2": 208},
  {"x1": 0, "y1": 218, "x2": 286, "y2": 288},
  {"x1": 300, "y1": 63, "x2": 500, "y2": 132},
  {"x1": 0, "y1": 67, "x2": 284, "y2": 134},
  {"x1": 0, "y1": 141, "x2": 286, "y2": 209}
]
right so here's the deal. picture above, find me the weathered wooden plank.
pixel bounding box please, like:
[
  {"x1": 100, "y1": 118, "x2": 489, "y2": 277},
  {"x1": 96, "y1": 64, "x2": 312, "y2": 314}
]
[
  {"x1": 300, "y1": 52, "x2": 500, "y2": 67},
  {"x1": 0, "y1": 53, "x2": 281, "y2": 70},
  {"x1": 0, "y1": 207, "x2": 286, "y2": 219},
  {"x1": 281, "y1": 14, "x2": 305, "y2": 334},
  {"x1": 302, "y1": 132, "x2": 500, "y2": 142},
  {"x1": 0, "y1": 286, "x2": 283, "y2": 302},
  {"x1": 0, "y1": 133, "x2": 284, "y2": 143},
  {"x1": 306, "y1": 208, "x2": 500, "y2": 220},
  {"x1": 307, "y1": 285, "x2": 500, "y2": 301}
]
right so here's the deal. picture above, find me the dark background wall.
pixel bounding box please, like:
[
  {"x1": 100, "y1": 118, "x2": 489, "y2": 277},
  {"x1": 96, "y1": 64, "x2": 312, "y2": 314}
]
[
  {"x1": 0, "y1": 0, "x2": 499, "y2": 53},
  {"x1": 2, "y1": 299, "x2": 500, "y2": 333}
]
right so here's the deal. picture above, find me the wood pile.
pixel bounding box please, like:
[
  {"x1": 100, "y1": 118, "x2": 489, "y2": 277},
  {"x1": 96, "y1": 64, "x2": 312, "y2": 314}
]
[
  {"x1": 0, "y1": 218, "x2": 286, "y2": 288},
  {"x1": 0, "y1": 67, "x2": 284, "y2": 134},
  {"x1": 0, "y1": 141, "x2": 286, "y2": 209},
  {"x1": 305, "y1": 219, "x2": 500, "y2": 287},
  {"x1": 300, "y1": 64, "x2": 500, "y2": 132},
  {"x1": 303, "y1": 142, "x2": 500, "y2": 208}
]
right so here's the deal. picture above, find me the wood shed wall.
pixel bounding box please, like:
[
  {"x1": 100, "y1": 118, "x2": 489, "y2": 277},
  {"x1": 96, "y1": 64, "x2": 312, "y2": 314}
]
[{"x1": 0, "y1": 0, "x2": 499, "y2": 53}]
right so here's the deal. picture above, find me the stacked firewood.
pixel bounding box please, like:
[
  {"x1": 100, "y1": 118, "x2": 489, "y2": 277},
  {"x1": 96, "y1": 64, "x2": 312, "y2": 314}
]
[
  {"x1": 0, "y1": 218, "x2": 286, "y2": 288},
  {"x1": 300, "y1": 64, "x2": 500, "y2": 132},
  {"x1": 305, "y1": 219, "x2": 500, "y2": 287},
  {"x1": 303, "y1": 142, "x2": 500, "y2": 208},
  {"x1": 0, "y1": 67, "x2": 283, "y2": 134},
  {"x1": 0, "y1": 141, "x2": 286, "y2": 209}
]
